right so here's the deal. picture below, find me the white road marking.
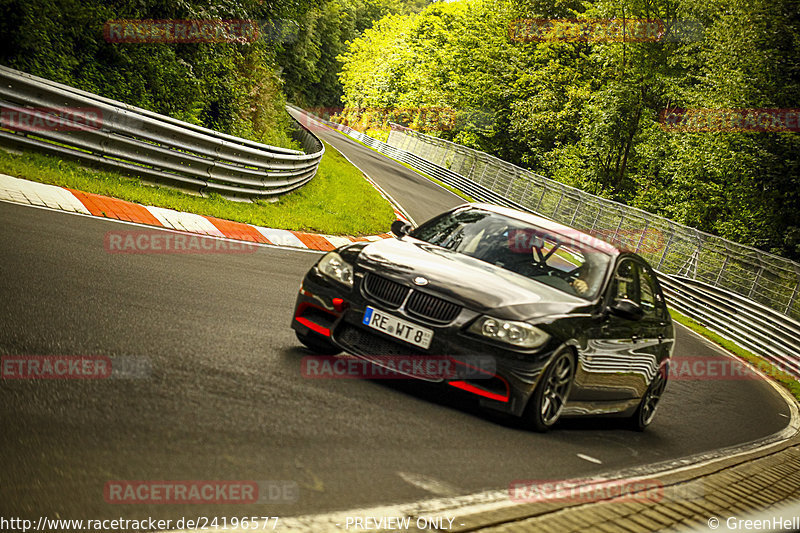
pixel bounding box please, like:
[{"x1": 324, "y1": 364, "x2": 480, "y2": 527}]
[
  {"x1": 397, "y1": 472, "x2": 460, "y2": 497},
  {"x1": 577, "y1": 453, "x2": 603, "y2": 464}
]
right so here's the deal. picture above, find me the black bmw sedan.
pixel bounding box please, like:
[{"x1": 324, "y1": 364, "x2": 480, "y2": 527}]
[{"x1": 291, "y1": 203, "x2": 674, "y2": 431}]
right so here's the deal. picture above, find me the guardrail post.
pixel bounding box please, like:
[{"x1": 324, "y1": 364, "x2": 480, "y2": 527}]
[
  {"x1": 489, "y1": 168, "x2": 501, "y2": 191},
  {"x1": 656, "y1": 227, "x2": 675, "y2": 270},
  {"x1": 748, "y1": 266, "x2": 764, "y2": 299},
  {"x1": 504, "y1": 170, "x2": 516, "y2": 198},
  {"x1": 535, "y1": 186, "x2": 547, "y2": 211},
  {"x1": 465, "y1": 155, "x2": 477, "y2": 180},
  {"x1": 634, "y1": 220, "x2": 649, "y2": 253},
  {"x1": 519, "y1": 177, "x2": 531, "y2": 204},
  {"x1": 611, "y1": 213, "x2": 625, "y2": 243},
  {"x1": 478, "y1": 159, "x2": 490, "y2": 185},
  {"x1": 714, "y1": 254, "x2": 729, "y2": 286},
  {"x1": 589, "y1": 208, "x2": 601, "y2": 232},
  {"x1": 553, "y1": 189, "x2": 565, "y2": 218},
  {"x1": 569, "y1": 199, "x2": 580, "y2": 226},
  {"x1": 787, "y1": 281, "x2": 799, "y2": 315}
]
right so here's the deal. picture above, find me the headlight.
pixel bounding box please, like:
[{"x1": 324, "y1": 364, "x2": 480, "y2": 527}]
[
  {"x1": 468, "y1": 316, "x2": 550, "y2": 349},
  {"x1": 317, "y1": 252, "x2": 354, "y2": 288}
]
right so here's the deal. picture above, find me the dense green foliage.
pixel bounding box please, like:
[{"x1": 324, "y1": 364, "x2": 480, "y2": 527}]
[
  {"x1": 0, "y1": 0, "x2": 310, "y2": 147},
  {"x1": 277, "y1": 0, "x2": 434, "y2": 107},
  {"x1": 0, "y1": 0, "x2": 434, "y2": 138},
  {"x1": 338, "y1": 0, "x2": 800, "y2": 260}
]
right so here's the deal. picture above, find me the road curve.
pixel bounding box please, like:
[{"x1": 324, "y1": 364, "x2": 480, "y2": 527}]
[
  {"x1": 0, "y1": 131, "x2": 792, "y2": 526},
  {"x1": 290, "y1": 108, "x2": 465, "y2": 225}
]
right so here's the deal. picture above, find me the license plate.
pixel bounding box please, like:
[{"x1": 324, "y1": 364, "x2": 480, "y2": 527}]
[{"x1": 362, "y1": 306, "x2": 433, "y2": 349}]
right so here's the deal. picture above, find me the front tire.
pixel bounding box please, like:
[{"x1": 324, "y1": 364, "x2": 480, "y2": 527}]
[
  {"x1": 629, "y1": 366, "x2": 667, "y2": 431},
  {"x1": 521, "y1": 349, "x2": 575, "y2": 432},
  {"x1": 295, "y1": 330, "x2": 341, "y2": 355}
]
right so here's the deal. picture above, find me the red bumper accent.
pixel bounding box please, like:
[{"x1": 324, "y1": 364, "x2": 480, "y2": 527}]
[
  {"x1": 448, "y1": 379, "x2": 510, "y2": 403},
  {"x1": 294, "y1": 302, "x2": 334, "y2": 337}
]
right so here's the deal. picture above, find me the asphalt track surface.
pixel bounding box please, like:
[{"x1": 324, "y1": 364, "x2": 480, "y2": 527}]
[
  {"x1": 0, "y1": 122, "x2": 792, "y2": 526},
  {"x1": 295, "y1": 111, "x2": 466, "y2": 225}
]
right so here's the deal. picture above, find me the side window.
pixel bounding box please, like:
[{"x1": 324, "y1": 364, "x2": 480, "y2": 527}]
[
  {"x1": 612, "y1": 259, "x2": 639, "y2": 304},
  {"x1": 638, "y1": 265, "x2": 657, "y2": 317}
]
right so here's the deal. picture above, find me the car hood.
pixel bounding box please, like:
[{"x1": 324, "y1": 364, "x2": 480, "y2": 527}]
[{"x1": 355, "y1": 237, "x2": 591, "y2": 321}]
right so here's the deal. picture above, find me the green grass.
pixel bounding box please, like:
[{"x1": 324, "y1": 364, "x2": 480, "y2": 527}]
[
  {"x1": 333, "y1": 127, "x2": 475, "y2": 203},
  {"x1": 669, "y1": 308, "x2": 800, "y2": 401},
  {"x1": 0, "y1": 141, "x2": 396, "y2": 236}
]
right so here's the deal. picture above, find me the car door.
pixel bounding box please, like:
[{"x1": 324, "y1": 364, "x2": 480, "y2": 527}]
[
  {"x1": 630, "y1": 262, "x2": 668, "y2": 396},
  {"x1": 576, "y1": 257, "x2": 643, "y2": 401}
]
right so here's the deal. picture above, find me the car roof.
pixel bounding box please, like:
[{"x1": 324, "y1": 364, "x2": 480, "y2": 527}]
[{"x1": 459, "y1": 202, "x2": 623, "y2": 256}]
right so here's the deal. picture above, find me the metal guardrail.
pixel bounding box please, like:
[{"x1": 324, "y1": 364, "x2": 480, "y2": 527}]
[
  {"x1": 0, "y1": 66, "x2": 324, "y2": 201},
  {"x1": 289, "y1": 105, "x2": 529, "y2": 208},
  {"x1": 386, "y1": 123, "x2": 800, "y2": 323},
  {"x1": 660, "y1": 275, "x2": 800, "y2": 377},
  {"x1": 298, "y1": 106, "x2": 800, "y2": 378}
]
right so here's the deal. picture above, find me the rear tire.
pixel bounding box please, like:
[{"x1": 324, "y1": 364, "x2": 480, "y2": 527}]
[
  {"x1": 629, "y1": 367, "x2": 667, "y2": 431},
  {"x1": 521, "y1": 349, "x2": 575, "y2": 432},
  {"x1": 295, "y1": 330, "x2": 341, "y2": 355}
]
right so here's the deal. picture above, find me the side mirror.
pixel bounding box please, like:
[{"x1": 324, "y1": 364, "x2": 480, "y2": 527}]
[
  {"x1": 391, "y1": 220, "x2": 413, "y2": 239},
  {"x1": 608, "y1": 299, "x2": 644, "y2": 321}
]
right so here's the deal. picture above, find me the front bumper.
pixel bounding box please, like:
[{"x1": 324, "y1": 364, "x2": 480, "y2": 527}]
[{"x1": 291, "y1": 266, "x2": 555, "y2": 417}]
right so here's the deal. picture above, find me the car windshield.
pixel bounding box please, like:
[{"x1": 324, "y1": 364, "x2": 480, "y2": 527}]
[{"x1": 411, "y1": 207, "x2": 613, "y2": 300}]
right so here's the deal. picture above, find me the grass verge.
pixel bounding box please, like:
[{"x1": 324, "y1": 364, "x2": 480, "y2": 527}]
[
  {"x1": 0, "y1": 141, "x2": 396, "y2": 236},
  {"x1": 670, "y1": 308, "x2": 800, "y2": 402}
]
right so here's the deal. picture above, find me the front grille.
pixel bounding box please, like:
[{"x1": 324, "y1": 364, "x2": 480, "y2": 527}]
[
  {"x1": 363, "y1": 273, "x2": 409, "y2": 308},
  {"x1": 337, "y1": 325, "x2": 425, "y2": 356},
  {"x1": 407, "y1": 291, "x2": 461, "y2": 323}
]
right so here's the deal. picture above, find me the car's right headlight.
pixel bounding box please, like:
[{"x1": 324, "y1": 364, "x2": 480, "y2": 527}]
[
  {"x1": 468, "y1": 316, "x2": 550, "y2": 349},
  {"x1": 317, "y1": 251, "x2": 354, "y2": 289}
]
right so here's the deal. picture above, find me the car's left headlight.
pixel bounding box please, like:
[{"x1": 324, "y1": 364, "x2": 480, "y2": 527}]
[
  {"x1": 468, "y1": 316, "x2": 550, "y2": 349},
  {"x1": 317, "y1": 251, "x2": 354, "y2": 288}
]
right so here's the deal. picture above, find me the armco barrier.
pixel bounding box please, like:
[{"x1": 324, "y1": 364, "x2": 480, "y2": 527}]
[
  {"x1": 660, "y1": 275, "x2": 800, "y2": 377},
  {"x1": 386, "y1": 123, "x2": 800, "y2": 323},
  {"x1": 288, "y1": 105, "x2": 528, "y2": 209},
  {"x1": 298, "y1": 106, "x2": 800, "y2": 378},
  {"x1": 0, "y1": 66, "x2": 323, "y2": 201}
]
